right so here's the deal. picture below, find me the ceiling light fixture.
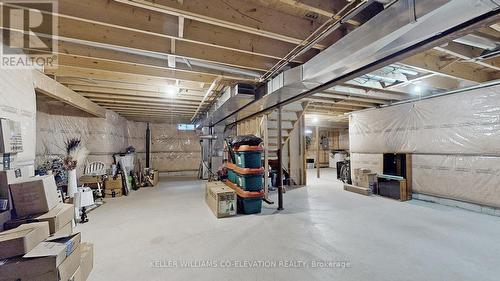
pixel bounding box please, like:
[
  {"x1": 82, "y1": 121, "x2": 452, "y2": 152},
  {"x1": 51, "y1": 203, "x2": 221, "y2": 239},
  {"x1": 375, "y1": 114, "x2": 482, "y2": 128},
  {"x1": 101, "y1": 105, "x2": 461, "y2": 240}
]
[{"x1": 163, "y1": 85, "x2": 179, "y2": 98}]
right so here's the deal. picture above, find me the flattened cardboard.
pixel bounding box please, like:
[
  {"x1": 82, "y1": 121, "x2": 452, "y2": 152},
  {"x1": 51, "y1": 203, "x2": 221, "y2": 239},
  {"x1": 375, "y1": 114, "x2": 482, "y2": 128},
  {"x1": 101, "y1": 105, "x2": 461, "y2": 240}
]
[
  {"x1": 0, "y1": 222, "x2": 50, "y2": 259},
  {"x1": 10, "y1": 175, "x2": 59, "y2": 217}
]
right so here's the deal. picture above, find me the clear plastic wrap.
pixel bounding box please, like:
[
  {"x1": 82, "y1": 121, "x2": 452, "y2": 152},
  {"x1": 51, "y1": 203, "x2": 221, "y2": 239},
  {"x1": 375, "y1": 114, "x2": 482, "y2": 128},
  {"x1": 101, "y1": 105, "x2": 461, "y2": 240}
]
[
  {"x1": 36, "y1": 103, "x2": 129, "y2": 176},
  {"x1": 349, "y1": 85, "x2": 500, "y2": 207},
  {"x1": 413, "y1": 154, "x2": 500, "y2": 208},
  {"x1": 150, "y1": 123, "x2": 200, "y2": 172},
  {"x1": 349, "y1": 85, "x2": 500, "y2": 154},
  {"x1": 0, "y1": 68, "x2": 36, "y2": 166}
]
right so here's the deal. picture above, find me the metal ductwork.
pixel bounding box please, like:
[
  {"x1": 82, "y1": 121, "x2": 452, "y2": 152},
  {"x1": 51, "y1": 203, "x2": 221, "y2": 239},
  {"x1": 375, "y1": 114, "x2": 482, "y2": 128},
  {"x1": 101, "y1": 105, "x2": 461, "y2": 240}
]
[{"x1": 200, "y1": 0, "x2": 499, "y2": 127}]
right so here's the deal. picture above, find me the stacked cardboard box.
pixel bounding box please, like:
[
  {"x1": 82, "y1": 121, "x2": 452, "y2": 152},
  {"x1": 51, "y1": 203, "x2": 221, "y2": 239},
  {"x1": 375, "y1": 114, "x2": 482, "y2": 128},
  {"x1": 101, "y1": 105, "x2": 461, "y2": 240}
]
[
  {"x1": 0, "y1": 166, "x2": 34, "y2": 231},
  {"x1": 0, "y1": 222, "x2": 93, "y2": 281},
  {"x1": 4, "y1": 175, "x2": 74, "y2": 237},
  {"x1": 104, "y1": 174, "x2": 123, "y2": 197},
  {"x1": 353, "y1": 168, "x2": 377, "y2": 189}
]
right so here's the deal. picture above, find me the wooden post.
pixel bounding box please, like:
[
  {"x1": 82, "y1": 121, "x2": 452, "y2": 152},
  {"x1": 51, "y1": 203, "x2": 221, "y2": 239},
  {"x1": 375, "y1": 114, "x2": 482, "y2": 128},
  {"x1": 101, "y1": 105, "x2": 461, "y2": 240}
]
[
  {"x1": 316, "y1": 126, "x2": 320, "y2": 179},
  {"x1": 277, "y1": 107, "x2": 284, "y2": 210},
  {"x1": 262, "y1": 115, "x2": 270, "y2": 200}
]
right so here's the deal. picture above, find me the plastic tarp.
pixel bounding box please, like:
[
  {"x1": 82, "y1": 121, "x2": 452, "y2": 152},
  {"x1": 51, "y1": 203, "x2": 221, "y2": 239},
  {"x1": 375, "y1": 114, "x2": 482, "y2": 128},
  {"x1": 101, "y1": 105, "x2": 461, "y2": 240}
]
[{"x1": 349, "y1": 85, "x2": 500, "y2": 207}]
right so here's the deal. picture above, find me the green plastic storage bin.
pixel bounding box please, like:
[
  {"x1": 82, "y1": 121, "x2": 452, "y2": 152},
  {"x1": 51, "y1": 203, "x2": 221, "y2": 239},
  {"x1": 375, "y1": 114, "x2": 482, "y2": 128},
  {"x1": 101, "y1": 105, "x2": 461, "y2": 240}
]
[
  {"x1": 234, "y1": 146, "x2": 263, "y2": 168},
  {"x1": 235, "y1": 173, "x2": 263, "y2": 192},
  {"x1": 237, "y1": 196, "x2": 262, "y2": 214},
  {"x1": 227, "y1": 169, "x2": 237, "y2": 183}
]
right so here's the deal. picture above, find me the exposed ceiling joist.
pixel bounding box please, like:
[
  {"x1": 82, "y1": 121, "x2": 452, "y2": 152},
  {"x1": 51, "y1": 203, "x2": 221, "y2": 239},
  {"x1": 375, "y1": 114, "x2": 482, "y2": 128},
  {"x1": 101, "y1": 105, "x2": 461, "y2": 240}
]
[
  {"x1": 434, "y1": 42, "x2": 500, "y2": 72},
  {"x1": 401, "y1": 52, "x2": 499, "y2": 83},
  {"x1": 113, "y1": 0, "x2": 327, "y2": 48},
  {"x1": 274, "y1": 0, "x2": 360, "y2": 25}
]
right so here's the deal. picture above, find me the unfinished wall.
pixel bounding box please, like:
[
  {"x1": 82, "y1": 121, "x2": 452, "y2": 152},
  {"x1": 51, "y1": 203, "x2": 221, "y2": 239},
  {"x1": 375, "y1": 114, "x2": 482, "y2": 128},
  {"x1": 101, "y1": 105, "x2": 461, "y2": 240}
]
[
  {"x1": 36, "y1": 101, "x2": 128, "y2": 175},
  {"x1": 0, "y1": 68, "x2": 36, "y2": 166},
  {"x1": 37, "y1": 104, "x2": 200, "y2": 174},
  {"x1": 150, "y1": 123, "x2": 200, "y2": 172},
  {"x1": 349, "y1": 85, "x2": 500, "y2": 208}
]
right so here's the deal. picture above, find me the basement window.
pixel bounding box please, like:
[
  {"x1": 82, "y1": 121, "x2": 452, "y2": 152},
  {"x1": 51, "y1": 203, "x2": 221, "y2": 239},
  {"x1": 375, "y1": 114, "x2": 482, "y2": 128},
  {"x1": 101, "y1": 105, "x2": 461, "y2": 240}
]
[{"x1": 177, "y1": 124, "x2": 195, "y2": 131}]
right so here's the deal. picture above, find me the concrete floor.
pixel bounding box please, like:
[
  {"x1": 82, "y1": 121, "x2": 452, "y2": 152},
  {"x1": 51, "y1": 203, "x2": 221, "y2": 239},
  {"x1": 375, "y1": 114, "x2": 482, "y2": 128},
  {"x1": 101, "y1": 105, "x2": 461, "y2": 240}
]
[{"x1": 77, "y1": 169, "x2": 500, "y2": 281}]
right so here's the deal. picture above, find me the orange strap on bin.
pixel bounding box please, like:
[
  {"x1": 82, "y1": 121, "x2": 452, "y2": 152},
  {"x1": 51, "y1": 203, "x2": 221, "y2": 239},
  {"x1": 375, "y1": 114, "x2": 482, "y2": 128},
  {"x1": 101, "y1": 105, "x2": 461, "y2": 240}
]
[
  {"x1": 233, "y1": 145, "x2": 263, "y2": 152},
  {"x1": 226, "y1": 163, "x2": 264, "y2": 175},
  {"x1": 224, "y1": 180, "x2": 264, "y2": 198}
]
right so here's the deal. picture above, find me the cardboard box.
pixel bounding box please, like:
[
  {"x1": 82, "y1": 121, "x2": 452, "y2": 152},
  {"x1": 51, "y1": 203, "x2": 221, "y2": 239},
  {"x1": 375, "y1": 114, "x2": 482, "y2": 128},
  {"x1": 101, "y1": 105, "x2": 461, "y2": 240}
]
[
  {"x1": 104, "y1": 188, "x2": 122, "y2": 198},
  {"x1": 70, "y1": 243, "x2": 93, "y2": 281},
  {"x1": 10, "y1": 175, "x2": 59, "y2": 217},
  {"x1": 0, "y1": 237, "x2": 81, "y2": 281},
  {"x1": 151, "y1": 170, "x2": 159, "y2": 186},
  {"x1": 3, "y1": 204, "x2": 73, "y2": 236},
  {"x1": 105, "y1": 174, "x2": 122, "y2": 190},
  {"x1": 206, "y1": 183, "x2": 236, "y2": 218},
  {"x1": 0, "y1": 166, "x2": 34, "y2": 215},
  {"x1": 24, "y1": 233, "x2": 81, "y2": 265},
  {"x1": 37, "y1": 203, "x2": 74, "y2": 234},
  {"x1": 52, "y1": 221, "x2": 73, "y2": 239},
  {"x1": 0, "y1": 222, "x2": 50, "y2": 259}
]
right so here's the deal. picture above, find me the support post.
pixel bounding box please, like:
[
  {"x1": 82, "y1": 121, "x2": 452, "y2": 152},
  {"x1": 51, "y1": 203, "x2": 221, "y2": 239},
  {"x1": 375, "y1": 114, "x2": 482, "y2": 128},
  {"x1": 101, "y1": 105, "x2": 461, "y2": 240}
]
[
  {"x1": 277, "y1": 106, "x2": 284, "y2": 210},
  {"x1": 146, "y1": 122, "x2": 151, "y2": 168},
  {"x1": 316, "y1": 126, "x2": 320, "y2": 179}
]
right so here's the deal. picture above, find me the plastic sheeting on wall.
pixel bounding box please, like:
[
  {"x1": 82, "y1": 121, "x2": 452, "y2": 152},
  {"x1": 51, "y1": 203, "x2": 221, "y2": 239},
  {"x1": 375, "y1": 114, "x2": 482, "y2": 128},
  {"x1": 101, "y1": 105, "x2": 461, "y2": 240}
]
[
  {"x1": 350, "y1": 153, "x2": 383, "y2": 175},
  {"x1": 37, "y1": 110, "x2": 202, "y2": 173},
  {"x1": 36, "y1": 105, "x2": 129, "y2": 176},
  {"x1": 349, "y1": 85, "x2": 500, "y2": 154},
  {"x1": 0, "y1": 68, "x2": 36, "y2": 166},
  {"x1": 349, "y1": 85, "x2": 500, "y2": 208},
  {"x1": 413, "y1": 154, "x2": 500, "y2": 208},
  {"x1": 150, "y1": 123, "x2": 200, "y2": 172}
]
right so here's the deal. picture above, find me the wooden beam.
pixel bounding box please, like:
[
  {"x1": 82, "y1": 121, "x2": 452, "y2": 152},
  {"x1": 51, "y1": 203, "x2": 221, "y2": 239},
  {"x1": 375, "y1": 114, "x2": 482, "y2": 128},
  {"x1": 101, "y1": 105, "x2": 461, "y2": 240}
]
[
  {"x1": 434, "y1": 42, "x2": 500, "y2": 72},
  {"x1": 32, "y1": 70, "x2": 106, "y2": 118},
  {"x1": 69, "y1": 85, "x2": 204, "y2": 101},
  {"x1": 57, "y1": 77, "x2": 208, "y2": 93},
  {"x1": 275, "y1": 0, "x2": 360, "y2": 26},
  {"x1": 401, "y1": 51, "x2": 499, "y2": 83},
  {"x1": 54, "y1": 56, "x2": 216, "y2": 84},
  {"x1": 88, "y1": 99, "x2": 201, "y2": 108},
  {"x1": 6, "y1": 0, "x2": 312, "y2": 62},
  {"x1": 97, "y1": 103, "x2": 196, "y2": 111},
  {"x1": 52, "y1": 68, "x2": 207, "y2": 89},
  {"x1": 114, "y1": 0, "x2": 327, "y2": 48},
  {"x1": 54, "y1": 41, "x2": 258, "y2": 81},
  {"x1": 54, "y1": 17, "x2": 278, "y2": 71},
  {"x1": 63, "y1": 0, "x2": 316, "y2": 60},
  {"x1": 81, "y1": 93, "x2": 202, "y2": 105}
]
